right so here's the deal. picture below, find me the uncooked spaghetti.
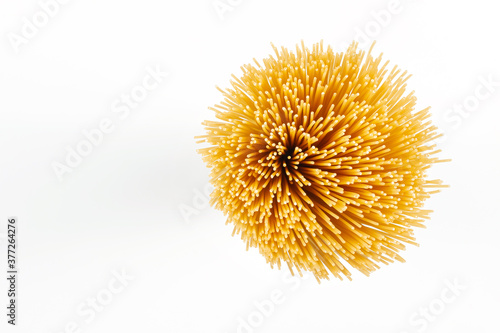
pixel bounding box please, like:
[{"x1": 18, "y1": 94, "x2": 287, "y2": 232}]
[{"x1": 197, "y1": 41, "x2": 447, "y2": 281}]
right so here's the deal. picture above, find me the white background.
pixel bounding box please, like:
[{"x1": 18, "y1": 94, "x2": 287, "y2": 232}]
[{"x1": 0, "y1": 0, "x2": 499, "y2": 332}]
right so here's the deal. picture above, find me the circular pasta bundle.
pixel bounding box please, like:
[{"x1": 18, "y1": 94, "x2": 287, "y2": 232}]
[{"x1": 197, "y1": 41, "x2": 447, "y2": 281}]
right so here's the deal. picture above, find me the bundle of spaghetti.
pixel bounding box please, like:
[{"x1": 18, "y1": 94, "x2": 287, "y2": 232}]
[{"x1": 197, "y1": 41, "x2": 448, "y2": 281}]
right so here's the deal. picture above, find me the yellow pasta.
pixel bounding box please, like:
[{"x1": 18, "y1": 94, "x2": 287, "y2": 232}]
[{"x1": 197, "y1": 41, "x2": 448, "y2": 281}]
